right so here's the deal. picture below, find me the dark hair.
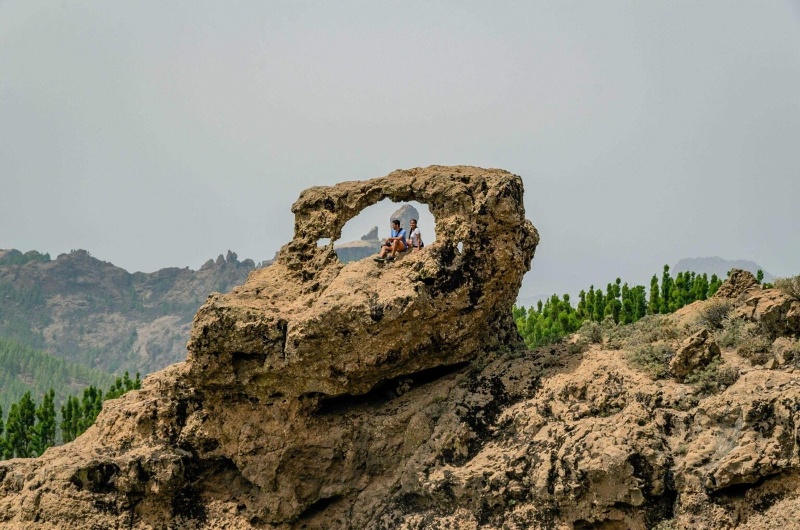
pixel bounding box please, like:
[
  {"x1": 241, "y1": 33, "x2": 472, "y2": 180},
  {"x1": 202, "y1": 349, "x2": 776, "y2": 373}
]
[
  {"x1": 410, "y1": 219, "x2": 417, "y2": 223},
  {"x1": 391, "y1": 219, "x2": 400, "y2": 225}
]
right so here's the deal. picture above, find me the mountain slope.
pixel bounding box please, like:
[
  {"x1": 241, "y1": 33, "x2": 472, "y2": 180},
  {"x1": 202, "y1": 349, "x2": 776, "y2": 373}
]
[
  {"x1": 0, "y1": 248, "x2": 255, "y2": 374},
  {"x1": 0, "y1": 336, "x2": 117, "y2": 414}
]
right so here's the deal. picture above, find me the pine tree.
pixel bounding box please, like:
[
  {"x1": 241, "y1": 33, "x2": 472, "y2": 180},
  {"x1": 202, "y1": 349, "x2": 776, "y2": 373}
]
[
  {"x1": 32, "y1": 389, "x2": 56, "y2": 456},
  {"x1": 757, "y1": 270, "x2": 764, "y2": 284},
  {"x1": 6, "y1": 392, "x2": 36, "y2": 458},
  {"x1": 0, "y1": 404, "x2": 7, "y2": 459},
  {"x1": 648, "y1": 275, "x2": 661, "y2": 314},
  {"x1": 709, "y1": 274, "x2": 723, "y2": 296},
  {"x1": 577, "y1": 290, "x2": 587, "y2": 320},
  {"x1": 660, "y1": 265, "x2": 672, "y2": 314}
]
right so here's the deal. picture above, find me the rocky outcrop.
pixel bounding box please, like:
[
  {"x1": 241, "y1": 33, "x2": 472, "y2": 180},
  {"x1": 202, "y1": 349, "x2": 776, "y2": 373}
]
[
  {"x1": 389, "y1": 204, "x2": 420, "y2": 231},
  {"x1": 735, "y1": 287, "x2": 800, "y2": 338},
  {"x1": 669, "y1": 328, "x2": 721, "y2": 380},
  {"x1": 3, "y1": 167, "x2": 800, "y2": 530},
  {"x1": 712, "y1": 268, "x2": 759, "y2": 301},
  {"x1": 0, "y1": 165, "x2": 542, "y2": 529},
  {"x1": 187, "y1": 166, "x2": 538, "y2": 400}
]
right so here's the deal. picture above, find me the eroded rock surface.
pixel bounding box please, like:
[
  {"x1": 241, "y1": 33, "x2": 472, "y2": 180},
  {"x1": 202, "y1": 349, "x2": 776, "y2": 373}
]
[
  {"x1": 186, "y1": 166, "x2": 538, "y2": 399},
  {"x1": 713, "y1": 269, "x2": 759, "y2": 300}
]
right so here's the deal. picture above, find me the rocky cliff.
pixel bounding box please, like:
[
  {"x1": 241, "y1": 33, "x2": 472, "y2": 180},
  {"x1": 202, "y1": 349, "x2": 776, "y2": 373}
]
[
  {"x1": 1, "y1": 166, "x2": 799, "y2": 530},
  {"x1": 0, "y1": 249, "x2": 255, "y2": 374}
]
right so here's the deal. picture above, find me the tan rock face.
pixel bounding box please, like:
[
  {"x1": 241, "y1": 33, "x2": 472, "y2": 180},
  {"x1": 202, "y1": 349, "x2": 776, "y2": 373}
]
[
  {"x1": 669, "y1": 328, "x2": 721, "y2": 380},
  {"x1": 736, "y1": 287, "x2": 800, "y2": 338},
  {"x1": 713, "y1": 268, "x2": 759, "y2": 301},
  {"x1": 186, "y1": 165, "x2": 539, "y2": 399}
]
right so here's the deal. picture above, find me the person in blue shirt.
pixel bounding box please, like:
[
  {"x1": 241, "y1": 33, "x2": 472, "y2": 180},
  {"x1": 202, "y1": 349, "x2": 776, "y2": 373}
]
[{"x1": 374, "y1": 219, "x2": 407, "y2": 262}]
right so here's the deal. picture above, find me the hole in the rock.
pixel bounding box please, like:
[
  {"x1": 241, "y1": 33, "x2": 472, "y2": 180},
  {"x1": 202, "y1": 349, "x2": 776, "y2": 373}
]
[
  {"x1": 456, "y1": 241, "x2": 464, "y2": 254},
  {"x1": 317, "y1": 237, "x2": 332, "y2": 247},
  {"x1": 334, "y1": 199, "x2": 436, "y2": 263}
]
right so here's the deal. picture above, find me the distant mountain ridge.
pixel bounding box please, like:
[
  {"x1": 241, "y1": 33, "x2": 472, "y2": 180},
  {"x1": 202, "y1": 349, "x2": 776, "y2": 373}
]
[
  {"x1": 673, "y1": 256, "x2": 774, "y2": 282},
  {"x1": 0, "y1": 248, "x2": 255, "y2": 375}
]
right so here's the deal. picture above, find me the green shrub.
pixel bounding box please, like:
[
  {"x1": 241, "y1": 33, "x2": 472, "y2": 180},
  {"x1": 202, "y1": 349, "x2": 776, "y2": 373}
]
[
  {"x1": 715, "y1": 316, "x2": 757, "y2": 349},
  {"x1": 697, "y1": 299, "x2": 732, "y2": 330},
  {"x1": 577, "y1": 320, "x2": 603, "y2": 344},
  {"x1": 684, "y1": 358, "x2": 739, "y2": 395},
  {"x1": 737, "y1": 333, "x2": 773, "y2": 364},
  {"x1": 626, "y1": 342, "x2": 674, "y2": 379},
  {"x1": 609, "y1": 315, "x2": 681, "y2": 350},
  {"x1": 775, "y1": 274, "x2": 800, "y2": 301}
]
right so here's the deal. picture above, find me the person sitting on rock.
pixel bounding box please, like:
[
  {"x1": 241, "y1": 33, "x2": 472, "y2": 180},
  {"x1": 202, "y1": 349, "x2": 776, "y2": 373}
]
[
  {"x1": 408, "y1": 218, "x2": 424, "y2": 251},
  {"x1": 374, "y1": 219, "x2": 407, "y2": 262}
]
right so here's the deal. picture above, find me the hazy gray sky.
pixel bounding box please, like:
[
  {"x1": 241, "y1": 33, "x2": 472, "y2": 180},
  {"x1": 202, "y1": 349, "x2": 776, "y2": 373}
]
[{"x1": 2, "y1": 1, "x2": 799, "y2": 300}]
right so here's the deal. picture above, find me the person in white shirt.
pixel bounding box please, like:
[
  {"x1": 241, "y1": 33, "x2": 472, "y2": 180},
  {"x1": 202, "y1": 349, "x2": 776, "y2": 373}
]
[{"x1": 408, "y1": 219, "x2": 424, "y2": 251}]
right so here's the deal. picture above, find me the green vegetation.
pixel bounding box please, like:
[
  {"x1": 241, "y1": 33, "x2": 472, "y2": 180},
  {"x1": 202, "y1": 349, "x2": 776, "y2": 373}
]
[
  {"x1": 514, "y1": 265, "x2": 723, "y2": 349},
  {"x1": 0, "y1": 336, "x2": 117, "y2": 414},
  {"x1": 0, "y1": 250, "x2": 51, "y2": 267},
  {"x1": 0, "y1": 373, "x2": 140, "y2": 459},
  {"x1": 625, "y1": 342, "x2": 675, "y2": 379},
  {"x1": 684, "y1": 358, "x2": 739, "y2": 395}
]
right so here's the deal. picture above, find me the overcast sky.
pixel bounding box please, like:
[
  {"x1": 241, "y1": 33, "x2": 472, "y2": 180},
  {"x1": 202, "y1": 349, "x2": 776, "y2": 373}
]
[{"x1": 2, "y1": 1, "x2": 799, "y2": 301}]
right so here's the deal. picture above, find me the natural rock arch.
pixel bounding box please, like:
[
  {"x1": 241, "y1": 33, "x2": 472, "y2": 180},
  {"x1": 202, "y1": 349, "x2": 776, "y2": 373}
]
[{"x1": 187, "y1": 165, "x2": 539, "y2": 399}]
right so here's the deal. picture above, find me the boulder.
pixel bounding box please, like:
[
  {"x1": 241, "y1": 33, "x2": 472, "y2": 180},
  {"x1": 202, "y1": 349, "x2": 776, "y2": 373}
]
[
  {"x1": 773, "y1": 337, "x2": 800, "y2": 366},
  {"x1": 736, "y1": 287, "x2": 800, "y2": 337},
  {"x1": 669, "y1": 328, "x2": 721, "y2": 380}
]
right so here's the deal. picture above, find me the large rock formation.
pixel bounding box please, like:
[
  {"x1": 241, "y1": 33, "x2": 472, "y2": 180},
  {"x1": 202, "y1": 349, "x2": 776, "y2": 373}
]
[
  {"x1": 186, "y1": 167, "x2": 537, "y2": 400},
  {"x1": 0, "y1": 165, "x2": 539, "y2": 528}
]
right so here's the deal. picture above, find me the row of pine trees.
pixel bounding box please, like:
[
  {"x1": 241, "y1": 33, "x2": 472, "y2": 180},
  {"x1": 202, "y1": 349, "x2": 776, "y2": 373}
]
[
  {"x1": 514, "y1": 266, "x2": 733, "y2": 348},
  {"x1": 0, "y1": 372, "x2": 140, "y2": 460}
]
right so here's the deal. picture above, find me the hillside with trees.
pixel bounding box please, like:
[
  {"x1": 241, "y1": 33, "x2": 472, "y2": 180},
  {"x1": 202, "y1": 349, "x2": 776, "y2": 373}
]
[
  {"x1": 514, "y1": 265, "x2": 730, "y2": 348},
  {"x1": 0, "y1": 336, "x2": 117, "y2": 414},
  {"x1": 0, "y1": 372, "x2": 140, "y2": 460},
  {"x1": 0, "y1": 248, "x2": 256, "y2": 375}
]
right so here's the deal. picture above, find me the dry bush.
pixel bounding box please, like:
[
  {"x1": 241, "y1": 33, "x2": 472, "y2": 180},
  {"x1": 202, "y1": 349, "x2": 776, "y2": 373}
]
[
  {"x1": 610, "y1": 314, "x2": 681, "y2": 349},
  {"x1": 715, "y1": 316, "x2": 757, "y2": 348},
  {"x1": 684, "y1": 358, "x2": 740, "y2": 395},
  {"x1": 577, "y1": 320, "x2": 603, "y2": 344},
  {"x1": 775, "y1": 274, "x2": 800, "y2": 301},
  {"x1": 626, "y1": 342, "x2": 674, "y2": 379},
  {"x1": 715, "y1": 314, "x2": 774, "y2": 364},
  {"x1": 697, "y1": 299, "x2": 732, "y2": 330},
  {"x1": 737, "y1": 333, "x2": 773, "y2": 364}
]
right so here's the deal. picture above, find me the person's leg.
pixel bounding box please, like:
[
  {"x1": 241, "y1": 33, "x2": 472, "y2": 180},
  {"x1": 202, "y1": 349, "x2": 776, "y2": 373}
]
[{"x1": 390, "y1": 240, "x2": 404, "y2": 258}]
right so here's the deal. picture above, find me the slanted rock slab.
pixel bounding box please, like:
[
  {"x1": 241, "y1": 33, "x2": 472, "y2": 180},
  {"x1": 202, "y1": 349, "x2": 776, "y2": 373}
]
[{"x1": 670, "y1": 328, "x2": 721, "y2": 380}]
